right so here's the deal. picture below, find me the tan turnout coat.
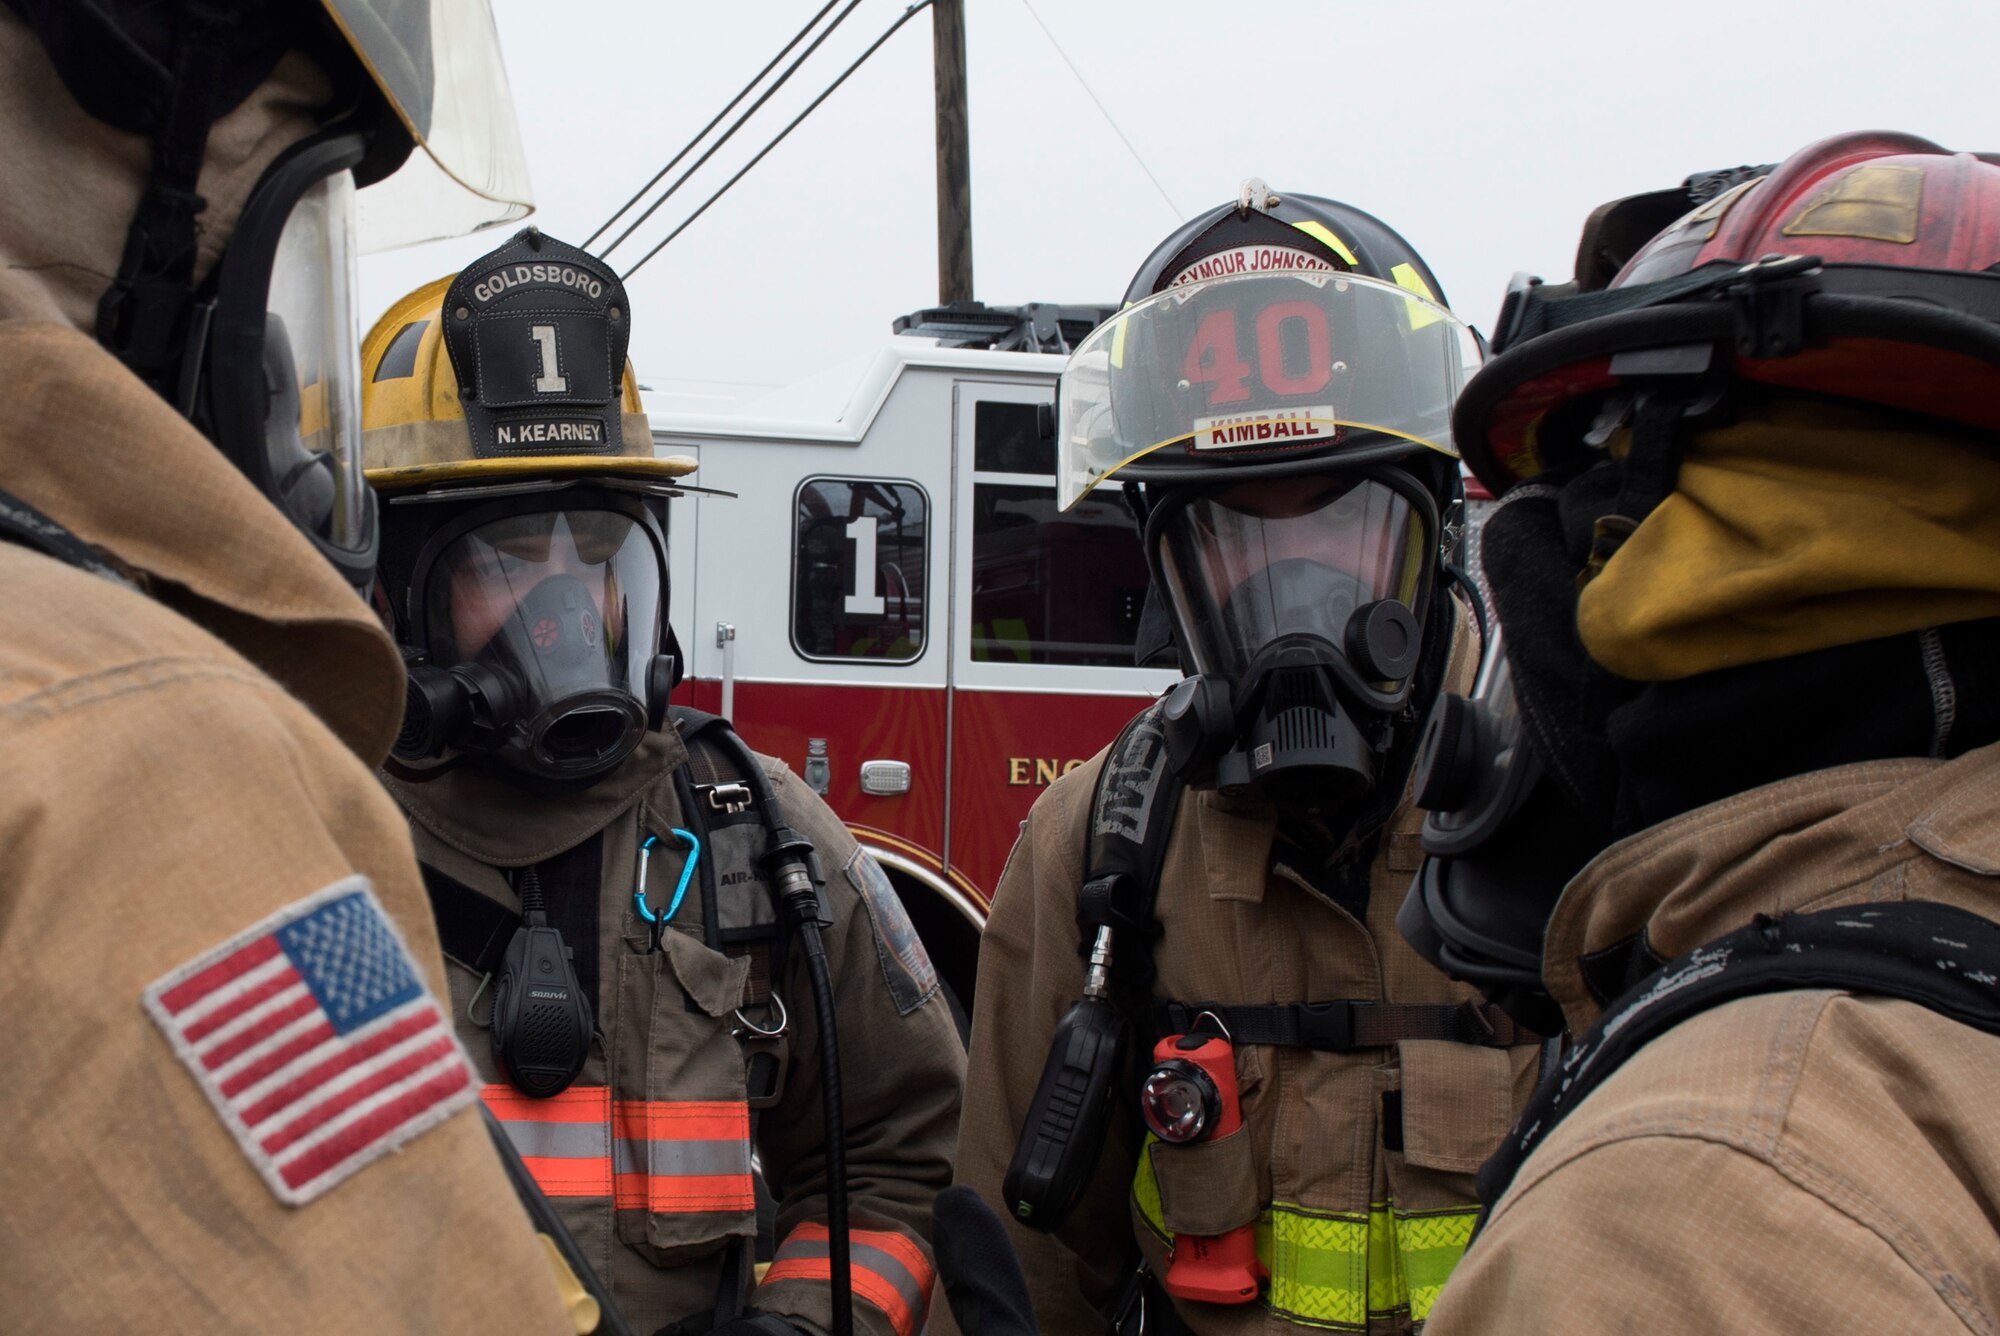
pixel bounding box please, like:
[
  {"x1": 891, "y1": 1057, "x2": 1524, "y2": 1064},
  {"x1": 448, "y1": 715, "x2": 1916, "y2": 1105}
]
[
  {"x1": 946, "y1": 732, "x2": 1543, "y2": 1336},
  {"x1": 0, "y1": 321, "x2": 573, "y2": 1332},
  {"x1": 1427, "y1": 741, "x2": 2000, "y2": 1334}
]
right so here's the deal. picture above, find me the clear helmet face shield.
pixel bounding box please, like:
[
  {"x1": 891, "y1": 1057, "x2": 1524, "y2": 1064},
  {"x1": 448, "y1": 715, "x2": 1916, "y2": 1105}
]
[
  {"x1": 411, "y1": 499, "x2": 667, "y2": 783},
  {"x1": 1057, "y1": 269, "x2": 1481, "y2": 509},
  {"x1": 320, "y1": 0, "x2": 535, "y2": 250},
  {"x1": 264, "y1": 168, "x2": 370, "y2": 572},
  {"x1": 205, "y1": 131, "x2": 379, "y2": 591}
]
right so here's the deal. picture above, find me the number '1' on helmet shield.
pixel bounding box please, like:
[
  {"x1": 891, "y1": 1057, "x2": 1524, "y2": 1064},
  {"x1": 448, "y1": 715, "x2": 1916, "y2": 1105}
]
[{"x1": 1057, "y1": 270, "x2": 1480, "y2": 509}]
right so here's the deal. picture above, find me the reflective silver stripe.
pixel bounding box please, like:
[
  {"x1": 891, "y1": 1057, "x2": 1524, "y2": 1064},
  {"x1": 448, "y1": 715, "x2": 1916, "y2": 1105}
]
[
  {"x1": 612, "y1": 1137, "x2": 752, "y2": 1178},
  {"x1": 771, "y1": 1237, "x2": 928, "y2": 1320},
  {"x1": 499, "y1": 1120, "x2": 610, "y2": 1160}
]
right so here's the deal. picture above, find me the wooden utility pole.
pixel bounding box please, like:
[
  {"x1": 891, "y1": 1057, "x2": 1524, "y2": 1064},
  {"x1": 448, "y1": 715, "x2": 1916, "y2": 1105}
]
[{"x1": 932, "y1": 0, "x2": 973, "y2": 304}]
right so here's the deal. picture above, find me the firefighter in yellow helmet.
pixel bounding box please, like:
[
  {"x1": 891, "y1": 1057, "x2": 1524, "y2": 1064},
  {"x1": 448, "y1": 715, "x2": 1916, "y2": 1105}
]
[
  {"x1": 942, "y1": 188, "x2": 1543, "y2": 1336},
  {"x1": 361, "y1": 228, "x2": 965, "y2": 1336},
  {"x1": 0, "y1": 1, "x2": 588, "y2": 1330}
]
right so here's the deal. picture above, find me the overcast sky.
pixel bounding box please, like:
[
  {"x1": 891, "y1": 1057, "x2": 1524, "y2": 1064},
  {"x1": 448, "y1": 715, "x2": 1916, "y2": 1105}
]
[{"x1": 361, "y1": 0, "x2": 2000, "y2": 398}]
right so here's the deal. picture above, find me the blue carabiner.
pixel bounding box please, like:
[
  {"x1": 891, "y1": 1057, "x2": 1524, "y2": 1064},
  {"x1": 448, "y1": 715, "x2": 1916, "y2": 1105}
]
[{"x1": 634, "y1": 829, "x2": 701, "y2": 926}]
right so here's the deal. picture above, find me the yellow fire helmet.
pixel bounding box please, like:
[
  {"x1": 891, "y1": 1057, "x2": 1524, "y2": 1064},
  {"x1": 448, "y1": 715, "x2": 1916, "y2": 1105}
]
[{"x1": 361, "y1": 227, "x2": 696, "y2": 494}]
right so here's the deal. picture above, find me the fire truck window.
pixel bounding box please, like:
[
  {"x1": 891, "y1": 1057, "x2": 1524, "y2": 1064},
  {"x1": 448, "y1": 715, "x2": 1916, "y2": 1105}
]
[
  {"x1": 973, "y1": 401, "x2": 1054, "y2": 475},
  {"x1": 970, "y1": 483, "x2": 1146, "y2": 666},
  {"x1": 792, "y1": 478, "x2": 928, "y2": 662}
]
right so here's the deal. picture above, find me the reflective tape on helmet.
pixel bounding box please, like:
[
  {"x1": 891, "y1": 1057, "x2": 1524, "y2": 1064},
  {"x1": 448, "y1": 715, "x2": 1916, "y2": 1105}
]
[
  {"x1": 764, "y1": 1221, "x2": 935, "y2": 1336},
  {"x1": 481, "y1": 1085, "x2": 756, "y2": 1213},
  {"x1": 1133, "y1": 1148, "x2": 1476, "y2": 1327},
  {"x1": 1390, "y1": 262, "x2": 1445, "y2": 331},
  {"x1": 1290, "y1": 220, "x2": 1359, "y2": 267}
]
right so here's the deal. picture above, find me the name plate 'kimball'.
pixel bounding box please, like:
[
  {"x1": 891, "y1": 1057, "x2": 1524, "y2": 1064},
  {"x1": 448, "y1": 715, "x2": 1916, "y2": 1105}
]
[{"x1": 1193, "y1": 406, "x2": 1337, "y2": 450}]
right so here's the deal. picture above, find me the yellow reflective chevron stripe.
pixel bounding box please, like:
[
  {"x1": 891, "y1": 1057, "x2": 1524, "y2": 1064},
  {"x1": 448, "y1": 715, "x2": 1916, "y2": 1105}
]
[
  {"x1": 1290, "y1": 220, "x2": 1359, "y2": 267},
  {"x1": 1134, "y1": 1149, "x2": 1477, "y2": 1328},
  {"x1": 1395, "y1": 1208, "x2": 1477, "y2": 1322},
  {"x1": 1389, "y1": 262, "x2": 1445, "y2": 331}
]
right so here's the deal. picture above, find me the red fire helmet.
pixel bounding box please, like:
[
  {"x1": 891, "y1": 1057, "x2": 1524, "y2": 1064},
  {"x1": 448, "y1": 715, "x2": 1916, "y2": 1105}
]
[{"x1": 1457, "y1": 131, "x2": 2000, "y2": 496}]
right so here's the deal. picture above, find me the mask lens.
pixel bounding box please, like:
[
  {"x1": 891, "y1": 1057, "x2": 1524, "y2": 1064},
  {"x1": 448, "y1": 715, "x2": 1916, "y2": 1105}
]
[
  {"x1": 424, "y1": 507, "x2": 663, "y2": 688},
  {"x1": 263, "y1": 169, "x2": 369, "y2": 560},
  {"x1": 1156, "y1": 476, "x2": 1429, "y2": 680}
]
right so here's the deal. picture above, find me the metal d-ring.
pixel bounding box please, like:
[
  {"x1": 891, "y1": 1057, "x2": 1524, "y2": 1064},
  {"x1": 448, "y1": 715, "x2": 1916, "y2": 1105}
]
[
  {"x1": 634, "y1": 828, "x2": 701, "y2": 927},
  {"x1": 733, "y1": 991, "x2": 789, "y2": 1038}
]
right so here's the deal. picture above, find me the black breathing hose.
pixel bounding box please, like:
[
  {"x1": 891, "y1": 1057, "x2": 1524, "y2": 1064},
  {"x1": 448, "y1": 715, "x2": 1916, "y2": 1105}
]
[
  {"x1": 710, "y1": 729, "x2": 853, "y2": 1336},
  {"x1": 793, "y1": 915, "x2": 850, "y2": 1336}
]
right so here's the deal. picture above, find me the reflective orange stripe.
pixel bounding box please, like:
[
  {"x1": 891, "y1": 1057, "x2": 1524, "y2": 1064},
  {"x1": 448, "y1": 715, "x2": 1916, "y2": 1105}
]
[
  {"x1": 483, "y1": 1085, "x2": 614, "y2": 1198},
  {"x1": 766, "y1": 1222, "x2": 934, "y2": 1336},
  {"x1": 483, "y1": 1084, "x2": 611, "y2": 1123},
  {"x1": 483, "y1": 1085, "x2": 754, "y2": 1212},
  {"x1": 613, "y1": 1097, "x2": 754, "y2": 1213},
  {"x1": 614, "y1": 1098, "x2": 750, "y2": 1144}
]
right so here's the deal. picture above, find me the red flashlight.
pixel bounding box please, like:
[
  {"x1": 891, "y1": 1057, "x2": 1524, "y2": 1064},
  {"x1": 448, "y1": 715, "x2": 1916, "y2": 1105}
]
[{"x1": 1141, "y1": 1029, "x2": 1265, "y2": 1305}]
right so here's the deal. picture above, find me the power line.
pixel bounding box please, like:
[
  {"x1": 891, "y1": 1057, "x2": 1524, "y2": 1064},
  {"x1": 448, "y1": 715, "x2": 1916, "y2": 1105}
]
[
  {"x1": 590, "y1": 0, "x2": 868, "y2": 258},
  {"x1": 1016, "y1": 0, "x2": 1181, "y2": 221},
  {"x1": 583, "y1": 0, "x2": 846, "y2": 251},
  {"x1": 623, "y1": 0, "x2": 938, "y2": 281}
]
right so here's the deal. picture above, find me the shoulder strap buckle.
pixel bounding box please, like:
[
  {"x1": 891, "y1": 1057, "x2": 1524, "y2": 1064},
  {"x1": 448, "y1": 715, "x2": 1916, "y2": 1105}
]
[{"x1": 702, "y1": 781, "x2": 752, "y2": 814}]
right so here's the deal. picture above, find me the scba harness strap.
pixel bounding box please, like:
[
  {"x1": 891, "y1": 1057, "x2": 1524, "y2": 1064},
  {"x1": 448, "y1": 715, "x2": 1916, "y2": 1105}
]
[
  {"x1": 1079, "y1": 700, "x2": 1522, "y2": 1055},
  {"x1": 1152, "y1": 998, "x2": 1525, "y2": 1053},
  {"x1": 419, "y1": 710, "x2": 789, "y2": 1034},
  {"x1": 0, "y1": 487, "x2": 139, "y2": 589},
  {"x1": 1475, "y1": 900, "x2": 2000, "y2": 1235}
]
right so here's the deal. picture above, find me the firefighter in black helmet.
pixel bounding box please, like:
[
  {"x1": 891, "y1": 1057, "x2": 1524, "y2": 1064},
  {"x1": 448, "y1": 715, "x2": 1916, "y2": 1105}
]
[
  {"x1": 943, "y1": 183, "x2": 1545, "y2": 1336},
  {"x1": 0, "y1": 2, "x2": 584, "y2": 1330}
]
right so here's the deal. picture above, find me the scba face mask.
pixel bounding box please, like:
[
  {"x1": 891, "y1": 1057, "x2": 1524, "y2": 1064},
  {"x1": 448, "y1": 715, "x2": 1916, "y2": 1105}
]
[
  {"x1": 199, "y1": 129, "x2": 378, "y2": 592},
  {"x1": 394, "y1": 491, "x2": 676, "y2": 787},
  {"x1": 1147, "y1": 469, "x2": 1438, "y2": 811}
]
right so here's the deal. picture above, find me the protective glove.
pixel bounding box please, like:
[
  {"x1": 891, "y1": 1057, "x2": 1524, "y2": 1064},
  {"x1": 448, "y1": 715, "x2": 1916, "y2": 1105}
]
[{"x1": 933, "y1": 1185, "x2": 1040, "y2": 1336}]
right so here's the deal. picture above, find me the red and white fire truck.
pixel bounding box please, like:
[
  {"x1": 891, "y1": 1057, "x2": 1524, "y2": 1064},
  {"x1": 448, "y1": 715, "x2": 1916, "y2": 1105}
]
[{"x1": 654, "y1": 304, "x2": 1176, "y2": 1008}]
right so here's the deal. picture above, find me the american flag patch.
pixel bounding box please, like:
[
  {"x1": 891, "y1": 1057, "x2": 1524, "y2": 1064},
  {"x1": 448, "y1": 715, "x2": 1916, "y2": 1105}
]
[{"x1": 143, "y1": 876, "x2": 476, "y2": 1205}]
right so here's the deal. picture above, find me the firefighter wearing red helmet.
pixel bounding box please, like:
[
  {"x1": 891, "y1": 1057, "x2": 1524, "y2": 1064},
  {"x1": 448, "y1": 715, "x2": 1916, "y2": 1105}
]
[
  {"x1": 0, "y1": 1, "x2": 587, "y2": 1332},
  {"x1": 943, "y1": 184, "x2": 1545, "y2": 1336},
  {"x1": 1398, "y1": 131, "x2": 2000, "y2": 1333}
]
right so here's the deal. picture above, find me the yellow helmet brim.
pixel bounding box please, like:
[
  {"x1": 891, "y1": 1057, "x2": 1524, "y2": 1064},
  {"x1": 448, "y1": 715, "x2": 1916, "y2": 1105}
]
[{"x1": 366, "y1": 452, "x2": 700, "y2": 494}]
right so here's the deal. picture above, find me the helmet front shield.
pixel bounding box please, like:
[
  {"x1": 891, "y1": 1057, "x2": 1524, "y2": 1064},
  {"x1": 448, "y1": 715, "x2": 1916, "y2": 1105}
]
[{"x1": 1057, "y1": 270, "x2": 1481, "y2": 508}]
